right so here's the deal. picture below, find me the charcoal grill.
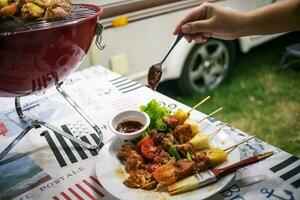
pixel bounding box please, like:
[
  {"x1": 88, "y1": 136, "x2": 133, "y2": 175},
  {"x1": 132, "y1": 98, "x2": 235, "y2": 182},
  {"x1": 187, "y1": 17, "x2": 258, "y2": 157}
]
[{"x1": 0, "y1": 4, "x2": 105, "y2": 160}]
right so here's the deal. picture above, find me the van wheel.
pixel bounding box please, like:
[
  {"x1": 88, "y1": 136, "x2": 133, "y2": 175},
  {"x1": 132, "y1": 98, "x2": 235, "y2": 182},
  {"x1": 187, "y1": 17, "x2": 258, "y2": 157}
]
[{"x1": 178, "y1": 39, "x2": 236, "y2": 96}]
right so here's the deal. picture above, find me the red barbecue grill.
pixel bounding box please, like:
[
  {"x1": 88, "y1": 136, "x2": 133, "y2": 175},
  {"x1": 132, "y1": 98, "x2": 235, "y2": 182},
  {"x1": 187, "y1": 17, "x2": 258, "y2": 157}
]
[{"x1": 0, "y1": 4, "x2": 105, "y2": 160}]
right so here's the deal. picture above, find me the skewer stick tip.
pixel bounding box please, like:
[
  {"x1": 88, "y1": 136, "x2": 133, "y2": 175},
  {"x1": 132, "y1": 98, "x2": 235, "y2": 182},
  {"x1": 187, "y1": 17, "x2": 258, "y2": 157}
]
[
  {"x1": 197, "y1": 107, "x2": 223, "y2": 124},
  {"x1": 208, "y1": 123, "x2": 227, "y2": 137},
  {"x1": 223, "y1": 136, "x2": 255, "y2": 152},
  {"x1": 188, "y1": 96, "x2": 211, "y2": 114}
]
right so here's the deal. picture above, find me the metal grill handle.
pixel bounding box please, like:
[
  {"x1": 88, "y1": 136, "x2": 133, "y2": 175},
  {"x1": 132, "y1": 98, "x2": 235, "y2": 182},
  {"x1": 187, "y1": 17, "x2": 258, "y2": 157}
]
[{"x1": 95, "y1": 23, "x2": 105, "y2": 50}]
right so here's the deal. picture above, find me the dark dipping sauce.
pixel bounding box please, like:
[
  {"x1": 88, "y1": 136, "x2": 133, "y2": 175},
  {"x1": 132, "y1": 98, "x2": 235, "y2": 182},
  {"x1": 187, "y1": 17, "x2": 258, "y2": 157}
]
[
  {"x1": 116, "y1": 120, "x2": 144, "y2": 133},
  {"x1": 147, "y1": 64, "x2": 162, "y2": 91}
]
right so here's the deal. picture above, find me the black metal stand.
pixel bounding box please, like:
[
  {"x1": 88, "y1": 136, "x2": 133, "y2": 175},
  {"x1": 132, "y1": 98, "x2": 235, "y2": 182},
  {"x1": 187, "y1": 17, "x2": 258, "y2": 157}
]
[
  {"x1": 0, "y1": 81, "x2": 104, "y2": 161},
  {"x1": 13, "y1": 82, "x2": 103, "y2": 149}
]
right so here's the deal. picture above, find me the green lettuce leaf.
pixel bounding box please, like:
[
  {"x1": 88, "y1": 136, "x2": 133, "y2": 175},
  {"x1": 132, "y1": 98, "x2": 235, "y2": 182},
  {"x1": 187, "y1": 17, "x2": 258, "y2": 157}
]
[{"x1": 140, "y1": 99, "x2": 170, "y2": 131}]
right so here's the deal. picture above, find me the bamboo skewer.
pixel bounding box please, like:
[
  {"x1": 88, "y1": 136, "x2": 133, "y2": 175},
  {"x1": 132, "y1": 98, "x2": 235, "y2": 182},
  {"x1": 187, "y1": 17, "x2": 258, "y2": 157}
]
[
  {"x1": 187, "y1": 96, "x2": 211, "y2": 114},
  {"x1": 208, "y1": 123, "x2": 227, "y2": 138},
  {"x1": 223, "y1": 136, "x2": 255, "y2": 152},
  {"x1": 168, "y1": 151, "x2": 273, "y2": 195},
  {"x1": 227, "y1": 146, "x2": 237, "y2": 154},
  {"x1": 197, "y1": 107, "x2": 223, "y2": 124}
]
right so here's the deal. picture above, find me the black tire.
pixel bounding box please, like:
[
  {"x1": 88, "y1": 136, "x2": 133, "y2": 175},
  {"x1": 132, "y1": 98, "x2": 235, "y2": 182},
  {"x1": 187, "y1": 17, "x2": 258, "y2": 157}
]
[{"x1": 178, "y1": 39, "x2": 236, "y2": 96}]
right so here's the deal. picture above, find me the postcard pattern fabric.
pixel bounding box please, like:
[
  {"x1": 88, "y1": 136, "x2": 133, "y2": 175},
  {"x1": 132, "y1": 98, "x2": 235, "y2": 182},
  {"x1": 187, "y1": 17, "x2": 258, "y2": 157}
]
[{"x1": 0, "y1": 65, "x2": 299, "y2": 200}]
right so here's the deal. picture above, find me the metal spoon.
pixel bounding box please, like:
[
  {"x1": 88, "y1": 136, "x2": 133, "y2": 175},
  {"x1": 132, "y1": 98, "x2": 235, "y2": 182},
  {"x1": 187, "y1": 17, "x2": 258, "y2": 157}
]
[{"x1": 148, "y1": 32, "x2": 184, "y2": 90}]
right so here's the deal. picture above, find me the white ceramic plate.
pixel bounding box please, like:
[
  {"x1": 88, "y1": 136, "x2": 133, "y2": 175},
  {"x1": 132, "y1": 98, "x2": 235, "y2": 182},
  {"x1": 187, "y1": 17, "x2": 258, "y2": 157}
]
[{"x1": 95, "y1": 124, "x2": 240, "y2": 200}]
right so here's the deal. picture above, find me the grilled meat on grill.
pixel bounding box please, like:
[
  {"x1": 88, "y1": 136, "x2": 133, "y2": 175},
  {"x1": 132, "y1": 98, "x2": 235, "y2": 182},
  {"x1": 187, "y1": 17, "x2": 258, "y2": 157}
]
[
  {"x1": 43, "y1": 0, "x2": 72, "y2": 20},
  {"x1": 21, "y1": 0, "x2": 46, "y2": 19},
  {"x1": 0, "y1": 0, "x2": 19, "y2": 19},
  {"x1": 0, "y1": 0, "x2": 72, "y2": 20}
]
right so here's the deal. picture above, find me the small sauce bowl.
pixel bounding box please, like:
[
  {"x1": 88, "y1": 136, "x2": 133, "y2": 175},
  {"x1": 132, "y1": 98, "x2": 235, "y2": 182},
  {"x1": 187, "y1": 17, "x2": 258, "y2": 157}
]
[{"x1": 110, "y1": 110, "x2": 150, "y2": 140}]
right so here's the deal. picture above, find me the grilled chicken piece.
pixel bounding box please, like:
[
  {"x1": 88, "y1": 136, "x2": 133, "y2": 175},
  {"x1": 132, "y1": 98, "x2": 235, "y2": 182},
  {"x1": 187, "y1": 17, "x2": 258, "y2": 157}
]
[
  {"x1": 125, "y1": 150, "x2": 145, "y2": 172},
  {"x1": 194, "y1": 151, "x2": 210, "y2": 171},
  {"x1": 153, "y1": 160, "x2": 197, "y2": 186},
  {"x1": 153, "y1": 150, "x2": 175, "y2": 165},
  {"x1": 163, "y1": 115, "x2": 180, "y2": 129},
  {"x1": 174, "y1": 159, "x2": 196, "y2": 179},
  {"x1": 124, "y1": 169, "x2": 156, "y2": 189},
  {"x1": 117, "y1": 143, "x2": 135, "y2": 162},
  {"x1": 152, "y1": 153, "x2": 210, "y2": 186},
  {"x1": 151, "y1": 130, "x2": 175, "y2": 152},
  {"x1": 173, "y1": 123, "x2": 193, "y2": 144},
  {"x1": 151, "y1": 129, "x2": 164, "y2": 145},
  {"x1": 118, "y1": 142, "x2": 143, "y2": 170},
  {"x1": 161, "y1": 133, "x2": 175, "y2": 151},
  {"x1": 153, "y1": 164, "x2": 178, "y2": 186},
  {"x1": 175, "y1": 142, "x2": 194, "y2": 155}
]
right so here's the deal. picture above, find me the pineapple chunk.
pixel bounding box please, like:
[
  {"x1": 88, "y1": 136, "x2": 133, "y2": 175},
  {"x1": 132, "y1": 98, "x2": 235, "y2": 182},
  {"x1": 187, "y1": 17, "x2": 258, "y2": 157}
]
[
  {"x1": 189, "y1": 133, "x2": 210, "y2": 150},
  {"x1": 188, "y1": 122, "x2": 200, "y2": 136},
  {"x1": 174, "y1": 108, "x2": 189, "y2": 124},
  {"x1": 207, "y1": 148, "x2": 228, "y2": 168}
]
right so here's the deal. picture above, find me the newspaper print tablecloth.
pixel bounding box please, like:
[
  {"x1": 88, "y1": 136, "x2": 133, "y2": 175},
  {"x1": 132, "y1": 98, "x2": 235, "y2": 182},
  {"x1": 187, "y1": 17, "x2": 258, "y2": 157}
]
[{"x1": 0, "y1": 66, "x2": 299, "y2": 200}]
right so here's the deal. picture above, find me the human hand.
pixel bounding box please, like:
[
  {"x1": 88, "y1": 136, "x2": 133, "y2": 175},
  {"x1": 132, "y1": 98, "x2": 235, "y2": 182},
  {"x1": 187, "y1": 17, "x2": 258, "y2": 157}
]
[{"x1": 174, "y1": 2, "x2": 246, "y2": 43}]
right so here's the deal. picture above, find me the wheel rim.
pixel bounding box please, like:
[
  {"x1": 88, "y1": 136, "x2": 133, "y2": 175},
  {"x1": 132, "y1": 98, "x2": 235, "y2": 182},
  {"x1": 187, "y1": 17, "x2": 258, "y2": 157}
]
[{"x1": 188, "y1": 40, "x2": 230, "y2": 92}]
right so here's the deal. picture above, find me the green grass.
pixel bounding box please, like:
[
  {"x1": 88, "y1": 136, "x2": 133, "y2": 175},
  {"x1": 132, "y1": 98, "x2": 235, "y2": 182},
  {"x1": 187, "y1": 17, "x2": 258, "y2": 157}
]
[{"x1": 158, "y1": 32, "x2": 300, "y2": 157}]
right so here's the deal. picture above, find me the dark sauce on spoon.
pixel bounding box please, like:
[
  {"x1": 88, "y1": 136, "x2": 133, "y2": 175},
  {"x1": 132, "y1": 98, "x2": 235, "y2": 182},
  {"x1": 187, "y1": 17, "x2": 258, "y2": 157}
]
[
  {"x1": 148, "y1": 64, "x2": 162, "y2": 91},
  {"x1": 116, "y1": 120, "x2": 144, "y2": 133},
  {"x1": 148, "y1": 33, "x2": 184, "y2": 90}
]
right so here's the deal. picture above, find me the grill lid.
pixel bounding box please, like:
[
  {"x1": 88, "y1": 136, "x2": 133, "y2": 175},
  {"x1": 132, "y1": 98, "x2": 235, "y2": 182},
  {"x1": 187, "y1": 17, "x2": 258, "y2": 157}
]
[{"x1": 0, "y1": 5, "x2": 98, "y2": 34}]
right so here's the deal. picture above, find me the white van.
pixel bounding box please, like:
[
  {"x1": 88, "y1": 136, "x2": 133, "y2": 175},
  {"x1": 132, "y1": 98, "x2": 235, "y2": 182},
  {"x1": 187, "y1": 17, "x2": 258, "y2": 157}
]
[{"x1": 75, "y1": 0, "x2": 284, "y2": 96}]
